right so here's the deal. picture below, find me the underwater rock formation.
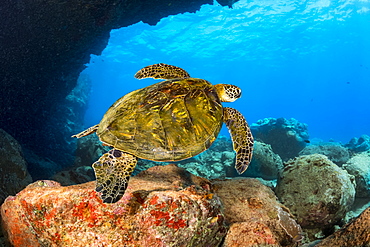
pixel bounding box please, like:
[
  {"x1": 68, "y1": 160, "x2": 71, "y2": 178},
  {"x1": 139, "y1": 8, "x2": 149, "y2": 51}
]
[
  {"x1": 342, "y1": 151, "x2": 370, "y2": 198},
  {"x1": 299, "y1": 142, "x2": 350, "y2": 166},
  {"x1": 125, "y1": 135, "x2": 235, "y2": 179},
  {"x1": 214, "y1": 178, "x2": 302, "y2": 246},
  {"x1": 1, "y1": 163, "x2": 303, "y2": 247},
  {"x1": 26, "y1": 73, "x2": 92, "y2": 171},
  {"x1": 6, "y1": 162, "x2": 369, "y2": 246},
  {"x1": 178, "y1": 136, "x2": 236, "y2": 179},
  {"x1": 72, "y1": 134, "x2": 236, "y2": 180},
  {"x1": 1, "y1": 164, "x2": 227, "y2": 247},
  {"x1": 244, "y1": 141, "x2": 283, "y2": 180},
  {"x1": 251, "y1": 118, "x2": 309, "y2": 161},
  {"x1": 73, "y1": 134, "x2": 109, "y2": 168},
  {"x1": 1, "y1": 0, "x2": 231, "y2": 170},
  {"x1": 0, "y1": 126, "x2": 29, "y2": 246},
  {"x1": 345, "y1": 134, "x2": 370, "y2": 153},
  {"x1": 52, "y1": 166, "x2": 95, "y2": 186},
  {"x1": 314, "y1": 206, "x2": 370, "y2": 247},
  {"x1": 275, "y1": 154, "x2": 356, "y2": 240},
  {"x1": 0, "y1": 129, "x2": 33, "y2": 205},
  {"x1": 22, "y1": 147, "x2": 62, "y2": 181},
  {"x1": 224, "y1": 221, "x2": 280, "y2": 246},
  {"x1": 137, "y1": 136, "x2": 282, "y2": 181},
  {"x1": 50, "y1": 134, "x2": 104, "y2": 186},
  {"x1": 71, "y1": 135, "x2": 283, "y2": 182}
]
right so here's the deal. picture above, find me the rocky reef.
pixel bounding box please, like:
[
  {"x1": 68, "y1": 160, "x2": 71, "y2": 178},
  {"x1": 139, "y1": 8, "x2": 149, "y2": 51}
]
[
  {"x1": 0, "y1": 129, "x2": 33, "y2": 205},
  {"x1": 1, "y1": 165, "x2": 227, "y2": 246},
  {"x1": 244, "y1": 141, "x2": 283, "y2": 180},
  {"x1": 1, "y1": 1, "x2": 369, "y2": 245},
  {"x1": 342, "y1": 151, "x2": 370, "y2": 198},
  {"x1": 214, "y1": 178, "x2": 303, "y2": 246},
  {"x1": 56, "y1": 135, "x2": 284, "y2": 185},
  {"x1": 2, "y1": 130, "x2": 370, "y2": 246},
  {"x1": 345, "y1": 134, "x2": 370, "y2": 153},
  {"x1": 251, "y1": 118, "x2": 309, "y2": 161},
  {"x1": 299, "y1": 141, "x2": 351, "y2": 166},
  {"x1": 314, "y1": 207, "x2": 370, "y2": 247},
  {"x1": 276, "y1": 154, "x2": 356, "y2": 240},
  {"x1": 2, "y1": 164, "x2": 299, "y2": 247}
]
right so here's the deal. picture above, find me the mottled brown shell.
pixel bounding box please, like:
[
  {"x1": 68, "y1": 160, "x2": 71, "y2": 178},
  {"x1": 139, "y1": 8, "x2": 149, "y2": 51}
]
[{"x1": 96, "y1": 78, "x2": 223, "y2": 161}]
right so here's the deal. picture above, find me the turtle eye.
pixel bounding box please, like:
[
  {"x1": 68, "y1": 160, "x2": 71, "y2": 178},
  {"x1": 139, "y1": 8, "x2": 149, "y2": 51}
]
[{"x1": 232, "y1": 87, "x2": 241, "y2": 99}]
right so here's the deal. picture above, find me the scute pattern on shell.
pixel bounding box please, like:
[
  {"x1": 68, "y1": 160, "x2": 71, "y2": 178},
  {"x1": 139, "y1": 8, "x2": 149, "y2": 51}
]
[{"x1": 97, "y1": 78, "x2": 223, "y2": 162}]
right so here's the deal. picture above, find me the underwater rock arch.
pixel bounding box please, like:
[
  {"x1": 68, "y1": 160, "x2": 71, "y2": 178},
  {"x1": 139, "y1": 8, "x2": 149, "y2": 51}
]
[{"x1": 0, "y1": 0, "x2": 234, "y2": 167}]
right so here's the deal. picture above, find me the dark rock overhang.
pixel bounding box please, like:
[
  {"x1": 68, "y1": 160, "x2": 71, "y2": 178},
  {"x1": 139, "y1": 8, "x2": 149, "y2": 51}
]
[{"x1": 0, "y1": 0, "x2": 237, "y2": 168}]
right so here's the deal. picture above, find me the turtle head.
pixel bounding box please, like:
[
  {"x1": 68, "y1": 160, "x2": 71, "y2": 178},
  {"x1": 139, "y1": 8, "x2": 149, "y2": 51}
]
[{"x1": 215, "y1": 84, "x2": 242, "y2": 102}]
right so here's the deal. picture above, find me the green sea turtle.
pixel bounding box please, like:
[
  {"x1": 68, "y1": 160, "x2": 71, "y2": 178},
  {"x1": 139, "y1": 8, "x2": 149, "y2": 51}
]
[{"x1": 72, "y1": 63, "x2": 254, "y2": 203}]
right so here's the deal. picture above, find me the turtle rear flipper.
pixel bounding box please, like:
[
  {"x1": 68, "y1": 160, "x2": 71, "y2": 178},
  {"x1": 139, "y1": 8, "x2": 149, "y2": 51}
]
[
  {"x1": 134, "y1": 63, "x2": 190, "y2": 80},
  {"x1": 92, "y1": 149, "x2": 137, "y2": 203},
  {"x1": 223, "y1": 107, "x2": 254, "y2": 174},
  {"x1": 72, "y1": 124, "x2": 99, "y2": 138}
]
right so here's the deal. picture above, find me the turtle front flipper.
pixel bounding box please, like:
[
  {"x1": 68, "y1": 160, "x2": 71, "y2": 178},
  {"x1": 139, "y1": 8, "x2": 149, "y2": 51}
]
[
  {"x1": 223, "y1": 107, "x2": 254, "y2": 174},
  {"x1": 134, "y1": 63, "x2": 190, "y2": 80},
  {"x1": 72, "y1": 124, "x2": 99, "y2": 138},
  {"x1": 92, "y1": 149, "x2": 137, "y2": 203}
]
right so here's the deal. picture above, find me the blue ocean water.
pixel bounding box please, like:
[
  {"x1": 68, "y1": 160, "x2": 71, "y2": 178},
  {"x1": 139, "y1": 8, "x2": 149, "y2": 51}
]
[{"x1": 83, "y1": 0, "x2": 370, "y2": 143}]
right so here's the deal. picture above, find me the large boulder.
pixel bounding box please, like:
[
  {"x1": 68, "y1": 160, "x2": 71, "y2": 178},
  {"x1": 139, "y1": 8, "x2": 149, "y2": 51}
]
[
  {"x1": 215, "y1": 178, "x2": 303, "y2": 246},
  {"x1": 243, "y1": 141, "x2": 283, "y2": 180},
  {"x1": 314, "y1": 207, "x2": 370, "y2": 247},
  {"x1": 276, "y1": 154, "x2": 356, "y2": 240},
  {"x1": 1, "y1": 164, "x2": 227, "y2": 247},
  {"x1": 0, "y1": 129, "x2": 33, "y2": 205},
  {"x1": 345, "y1": 135, "x2": 370, "y2": 153},
  {"x1": 342, "y1": 151, "x2": 370, "y2": 198},
  {"x1": 251, "y1": 118, "x2": 309, "y2": 161},
  {"x1": 1, "y1": 164, "x2": 302, "y2": 247}
]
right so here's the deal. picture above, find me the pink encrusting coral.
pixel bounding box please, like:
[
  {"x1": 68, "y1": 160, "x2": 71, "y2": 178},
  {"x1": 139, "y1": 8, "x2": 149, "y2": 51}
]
[
  {"x1": 2, "y1": 164, "x2": 303, "y2": 247},
  {"x1": 1, "y1": 164, "x2": 227, "y2": 247}
]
